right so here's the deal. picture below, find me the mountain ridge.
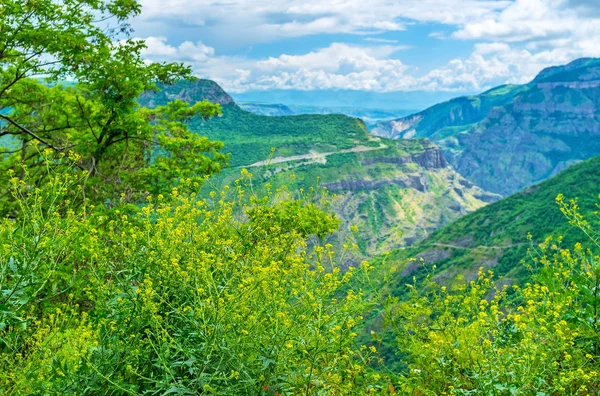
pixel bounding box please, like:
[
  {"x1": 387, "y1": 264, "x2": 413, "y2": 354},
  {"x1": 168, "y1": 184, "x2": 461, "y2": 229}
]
[
  {"x1": 372, "y1": 57, "x2": 600, "y2": 196},
  {"x1": 377, "y1": 154, "x2": 600, "y2": 291}
]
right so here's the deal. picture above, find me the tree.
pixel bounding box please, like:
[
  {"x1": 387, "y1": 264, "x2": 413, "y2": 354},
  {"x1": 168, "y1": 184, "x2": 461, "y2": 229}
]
[{"x1": 0, "y1": 0, "x2": 227, "y2": 210}]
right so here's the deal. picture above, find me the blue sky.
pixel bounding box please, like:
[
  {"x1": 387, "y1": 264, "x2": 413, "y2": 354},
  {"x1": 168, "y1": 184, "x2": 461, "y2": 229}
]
[{"x1": 130, "y1": 0, "x2": 600, "y2": 95}]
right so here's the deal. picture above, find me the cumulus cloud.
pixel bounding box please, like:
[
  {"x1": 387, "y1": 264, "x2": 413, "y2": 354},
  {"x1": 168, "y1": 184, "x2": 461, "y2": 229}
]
[
  {"x1": 137, "y1": 37, "x2": 512, "y2": 93},
  {"x1": 141, "y1": 37, "x2": 214, "y2": 62},
  {"x1": 135, "y1": 0, "x2": 600, "y2": 93},
  {"x1": 450, "y1": 0, "x2": 600, "y2": 82},
  {"x1": 137, "y1": 0, "x2": 508, "y2": 41}
]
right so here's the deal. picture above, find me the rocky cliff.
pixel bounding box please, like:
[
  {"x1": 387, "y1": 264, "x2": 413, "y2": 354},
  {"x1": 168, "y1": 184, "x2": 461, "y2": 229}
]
[
  {"x1": 373, "y1": 58, "x2": 600, "y2": 196},
  {"x1": 139, "y1": 79, "x2": 236, "y2": 108}
]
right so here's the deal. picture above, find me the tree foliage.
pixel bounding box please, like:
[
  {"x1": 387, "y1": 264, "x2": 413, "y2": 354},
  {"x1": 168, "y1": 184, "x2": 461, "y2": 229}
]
[{"x1": 0, "y1": 0, "x2": 227, "y2": 211}]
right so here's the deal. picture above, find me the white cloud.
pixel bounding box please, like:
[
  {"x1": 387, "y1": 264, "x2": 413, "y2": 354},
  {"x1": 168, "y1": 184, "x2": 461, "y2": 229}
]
[
  {"x1": 142, "y1": 36, "x2": 178, "y2": 56},
  {"x1": 137, "y1": 0, "x2": 508, "y2": 42},
  {"x1": 135, "y1": 0, "x2": 600, "y2": 93},
  {"x1": 448, "y1": 0, "x2": 600, "y2": 83},
  {"x1": 142, "y1": 37, "x2": 214, "y2": 62},
  {"x1": 138, "y1": 37, "x2": 512, "y2": 93}
]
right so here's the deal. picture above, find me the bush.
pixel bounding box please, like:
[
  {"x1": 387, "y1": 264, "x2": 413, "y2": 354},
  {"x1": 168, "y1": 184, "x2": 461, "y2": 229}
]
[
  {"x1": 385, "y1": 194, "x2": 600, "y2": 394},
  {"x1": 0, "y1": 167, "x2": 381, "y2": 394}
]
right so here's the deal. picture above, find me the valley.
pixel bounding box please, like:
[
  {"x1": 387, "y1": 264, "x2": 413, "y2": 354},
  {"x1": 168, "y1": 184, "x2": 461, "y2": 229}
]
[
  {"x1": 141, "y1": 79, "x2": 499, "y2": 258},
  {"x1": 4, "y1": 2, "x2": 600, "y2": 393}
]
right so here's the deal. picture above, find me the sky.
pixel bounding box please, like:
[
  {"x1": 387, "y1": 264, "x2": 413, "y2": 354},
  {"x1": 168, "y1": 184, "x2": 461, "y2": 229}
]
[{"x1": 129, "y1": 0, "x2": 600, "y2": 96}]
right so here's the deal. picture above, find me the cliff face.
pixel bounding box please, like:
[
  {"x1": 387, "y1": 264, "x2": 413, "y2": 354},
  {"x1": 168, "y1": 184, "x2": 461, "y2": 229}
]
[
  {"x1": 373, "y1": 58, "x2": 600, "y2": 196},
  {"x1": 139, "y1": 79, "x2": 236, "y2": 108},
  {"x1": 359, "y1": 146, "x2": 447, "y2": 169},
  {"x1": 233, "y1": 140, "x2": 500, "y2": 258}
]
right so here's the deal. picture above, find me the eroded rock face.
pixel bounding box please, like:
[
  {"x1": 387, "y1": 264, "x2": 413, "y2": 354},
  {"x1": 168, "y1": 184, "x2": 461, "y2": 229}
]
[
  {"x1": 139, "y1": 80, "x2": 235, "y2": 108},
  {"x1": 324, "y1": 175, "x2": 427, "y2": 192},
  {"x1": 413, "y1": 147, "x2": 448, "y2": 169},
  {"x1": 373, "y1": 58, "x2": 600, "y2": 197},
  {"x1": 443, "y1": 82, "x2": 600, "y2": 196},
  {"x1": 324, "y1": 146, "x2": 449, "y2": 192},
  {"x1": 360, "y1": 147, "x2": 447, "y2": 170}
]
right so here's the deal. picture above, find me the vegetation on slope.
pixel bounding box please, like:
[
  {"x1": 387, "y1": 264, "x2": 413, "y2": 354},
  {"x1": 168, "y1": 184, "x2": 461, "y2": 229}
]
[
  {"x1": 141, "y1": 81, "x2": 498, "y2": 257},
  {"x1": 141, "y1": 83, "x2": 380, "y2": 168},
  {"x1": 376, "y1": 154, "x2": 600, "y2": 296},
  {"x1": 2, "y1": 1, "x2": 599, "y2": 395},
  {"x1": 1, "y1": 166, "x2": 388, "y2": 394},
  {"x1": 386, "y1": 213, "x2": 600, "y2": 393}
]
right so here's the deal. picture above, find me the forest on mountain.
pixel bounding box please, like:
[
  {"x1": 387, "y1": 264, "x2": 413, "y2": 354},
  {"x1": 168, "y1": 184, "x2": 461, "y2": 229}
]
[{"x1": 1, "y1": 1, "x2": 599, "y2": 394}]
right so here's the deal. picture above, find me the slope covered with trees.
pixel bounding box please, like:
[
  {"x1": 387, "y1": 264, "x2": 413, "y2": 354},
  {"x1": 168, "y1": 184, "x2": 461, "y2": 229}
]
[{"x1": 1, "y1": 1, "x2": 599, "y2": 394}]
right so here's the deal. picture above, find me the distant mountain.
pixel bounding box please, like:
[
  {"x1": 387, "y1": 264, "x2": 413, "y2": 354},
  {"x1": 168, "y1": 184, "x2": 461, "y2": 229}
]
[
  {"x1": 237, "y1": 102, "x2": 295, "y2": 116},
  {"x1": 233, "y1": 89, "x2": 462, "y2": 111},
  {"x1": 238, "y1": 102, "x2": 416, "y2": 127},
  {"x1": 377, "y1": 154, "x2": 600, "y2": 291},
  {"x1": 141, "y1": 80, "x2": 499, "y2": 258},
  {"x1": 140, "y1": 79, "x2": 236, "y2": 107},
  {"x1": 373, "y1": 58, "x2": 600, "y2": 196}
]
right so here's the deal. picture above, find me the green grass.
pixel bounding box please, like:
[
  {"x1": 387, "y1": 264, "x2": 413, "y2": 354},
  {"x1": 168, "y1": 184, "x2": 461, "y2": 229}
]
[{"x1": 189, "y1": 104, "x2": 376, "y2": 167}]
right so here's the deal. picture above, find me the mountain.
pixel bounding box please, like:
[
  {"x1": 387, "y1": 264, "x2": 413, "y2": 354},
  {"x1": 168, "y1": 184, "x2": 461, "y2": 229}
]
[
  {"x1": 140, "y1": 80, "x2": 499, "y2": 258},
  {"x1": 372, "y1": 58, "x2": 600, "y2": 196},
  {"x1": 232, "y1": 89, "x2": 462, "y2": 111},
  {"x1": 140, "y1": 79, "x2": 236, "y2": 107},
  {"x1": 238, "y1": 102, "x2": 416, "y2": 128},
  {"x1": 377, "y1": 154, "x2": 600, "y2": 291},
  {"x1": 237, "y1": 102, "x2": 295, "y2": 117}
]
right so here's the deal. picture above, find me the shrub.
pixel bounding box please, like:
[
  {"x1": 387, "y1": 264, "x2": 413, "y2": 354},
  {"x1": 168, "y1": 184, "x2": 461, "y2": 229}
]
[
  {"x1": 385, "y1": 195, "x2": 600, "y2": 395},
  {"x1": 0, "y1": 167, "x2": 380, "y2": 394}
]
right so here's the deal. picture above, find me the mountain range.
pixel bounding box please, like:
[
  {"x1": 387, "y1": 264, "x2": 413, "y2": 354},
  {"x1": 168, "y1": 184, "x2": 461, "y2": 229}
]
[
  {"x1": 140, "y1": 57, "x2": 600, "y2": 263},
  {"x1": 373, "y1": 58, "x2": 600, "y2": 196},
  {"x1": 140, "y1": 80, "x2": 497, "y2": 259}
]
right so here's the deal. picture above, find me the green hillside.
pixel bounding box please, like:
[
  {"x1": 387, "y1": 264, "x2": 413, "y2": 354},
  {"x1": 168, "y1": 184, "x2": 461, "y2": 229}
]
[
  {"x1": 193, "y1": 104, "x2": 378, "y2": 168},
  {"x1": 141, "y1": 80, "x2": 499, "y2": 258},
  {"x1": 140, "y1": 80, "x2": 380, "y2": 167},
  {"x1": 377, "y1": 155, "x2": 600, "y2": 291},
  {"x1": 373, "y1": 58, "x2": 600, "y2": 196}
]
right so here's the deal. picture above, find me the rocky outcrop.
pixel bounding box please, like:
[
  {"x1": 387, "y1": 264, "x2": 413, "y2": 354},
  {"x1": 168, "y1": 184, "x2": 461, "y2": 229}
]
[
  {"x1": 324, "y1": 175, "x2": 427, "y2": 192},
  {"x1": 361, "y1": 146, "x2": 448, "y2": 170},
  {"x1": 412, "y1": 147, "x2": 448, "y2": 169},
  {"x1": 139, "y1": 79, "x2": 236, "y2": 108}
]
